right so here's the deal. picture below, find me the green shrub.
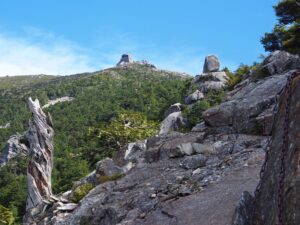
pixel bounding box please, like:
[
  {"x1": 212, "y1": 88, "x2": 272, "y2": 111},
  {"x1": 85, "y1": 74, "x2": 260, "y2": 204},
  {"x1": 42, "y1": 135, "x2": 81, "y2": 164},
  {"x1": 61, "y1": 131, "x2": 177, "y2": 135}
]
[
  {"x1": 71, "y1": 183, "x2": 94, "y2": 203},
  {"x1": 84, "y1": 111, "x2": 159, "y2": 166},
  {"x1": 186, "y1": 100, "x2": 211, "y2": 127},
  {"x1": 223, "y1": 66, "x2": 249, "y2": 90},
  {"x1": 0, "y1": 204, "x2": 14, "y2": 225},
  {"x1": 205, "y1": 89, "x2": 225, "y2": 106},
  {"x1": 184, "y1": 89, "x2": 225, "y2": 128}
]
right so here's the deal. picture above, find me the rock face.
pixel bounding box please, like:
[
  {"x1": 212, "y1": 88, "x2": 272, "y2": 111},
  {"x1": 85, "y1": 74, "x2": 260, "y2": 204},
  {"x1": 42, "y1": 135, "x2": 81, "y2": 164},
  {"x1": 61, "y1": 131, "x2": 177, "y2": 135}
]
[
  {"x1": 203, "y1": 74, "x2": 284, "y2": 134},
  {"x1": 0, "y1": 134, "x2": 28, "y2": 167},
  {"x1": 203, "y1": 51, "x2": 300, "y2": 135},
  {"x1": 24, "y1": 98, "x2": 55, "y2": 224},
  {"x1": 203, "y1": 55, "x2": 220, "y2": 73},
  {"x1": 53, "y1": 132, "x2": 266, "y2": 225},
  {"x1": 238, "y1": 71, "x2": 300, "y2": 225},
  {"x1": 159, "y1": 112, "x2": 186, "y2": 135},
  {"x1": 117, "y1": 54, "x2": 133, "y2": 66},
  {"x1": 262, "y1": 50, "x2": 300, "y2": 76}
]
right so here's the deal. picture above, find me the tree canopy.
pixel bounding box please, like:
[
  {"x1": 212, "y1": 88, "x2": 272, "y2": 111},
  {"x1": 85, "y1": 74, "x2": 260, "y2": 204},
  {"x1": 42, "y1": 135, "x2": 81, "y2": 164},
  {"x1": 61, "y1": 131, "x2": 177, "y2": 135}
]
[{"x1": 261, "y1": 0, "x2": 300, "y2": 54}]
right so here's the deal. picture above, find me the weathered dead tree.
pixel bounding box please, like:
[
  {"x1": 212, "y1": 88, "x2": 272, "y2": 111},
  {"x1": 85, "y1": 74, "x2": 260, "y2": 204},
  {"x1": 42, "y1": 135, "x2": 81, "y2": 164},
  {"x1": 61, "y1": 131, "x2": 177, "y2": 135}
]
[{"x1": 24, "y1": 97, "x2": 55, "y2": 223}]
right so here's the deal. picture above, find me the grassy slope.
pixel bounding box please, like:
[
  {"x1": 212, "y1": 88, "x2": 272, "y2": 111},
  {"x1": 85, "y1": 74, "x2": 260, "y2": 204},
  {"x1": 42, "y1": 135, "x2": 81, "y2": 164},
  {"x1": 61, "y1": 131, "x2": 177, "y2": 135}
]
[{"x1": 0, "y1": 75, "x2": 55, "y2": 90}]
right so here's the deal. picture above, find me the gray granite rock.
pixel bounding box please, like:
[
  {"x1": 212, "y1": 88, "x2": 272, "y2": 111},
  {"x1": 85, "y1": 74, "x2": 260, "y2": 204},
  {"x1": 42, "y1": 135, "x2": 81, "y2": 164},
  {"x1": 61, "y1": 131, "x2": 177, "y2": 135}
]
[
  {"x1": 164, "y1": 103, "x2": 182, "y2": 117},
  {"x1": 180, "y1": 155, "x2": 207, "y2": 169},
  {"x1": 248, "y1": 71, "x2": 300, "y2": 225},
  {"x1": 203, "y1": 55, "x2": 220, "y2": 73},
  {"x1": 194, "y1": 71, "x2": 228, "y2": 93},
  {"x1": 96, "y1": 158, "x2": 123, "y2": 177},
  {"x1": 262, "y1": 50, "x2": 300, "y2": 75},
  {"x1": 185, "y1": 90, "x2": 204, "y2": 104},
  {"x1": 203, "y1": 71, "x2": 292, "y2": 134},
  {"x1": 159, "y1": 112, "x2": 186, "y2": 135}
]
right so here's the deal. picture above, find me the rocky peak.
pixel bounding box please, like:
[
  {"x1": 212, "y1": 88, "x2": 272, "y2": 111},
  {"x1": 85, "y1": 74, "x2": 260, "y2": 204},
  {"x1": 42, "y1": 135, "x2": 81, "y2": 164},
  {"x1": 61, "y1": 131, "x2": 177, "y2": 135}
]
[{"x1": 116, "y1": 54, "x2": 133, "y2": 66}]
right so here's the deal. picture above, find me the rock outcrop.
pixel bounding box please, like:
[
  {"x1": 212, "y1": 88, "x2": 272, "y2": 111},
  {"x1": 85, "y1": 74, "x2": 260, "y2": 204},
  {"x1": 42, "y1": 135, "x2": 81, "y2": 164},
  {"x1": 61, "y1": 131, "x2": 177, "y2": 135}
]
[
  {"x1": 184, "y1": 55, "x2": 228, "y2": 108},
  {"x1": 159, "y1": 103, "x2": 187, "y2": 135},
  {"x1": 0, "y1": 134, "x2": 28, "y2": 167},
  {"x1": 262, "y1": 50, "x2": 300, "y2": 76},
  {"x1": 185, "y1": 90, "x2": 204, "y2": 104},
  {"x1": 164, "y1": 103, "x2": 182, "y2": 118},
  {"x1": 159, "y1": 112, "x2": 186, "y2": 135},
  {"x1": 117, "y1": 54, "x2": 133, "y2": 66},
  {"x1": 203, "y1": 55, "x2": 220, "y2": 73},
  {"x1": 194, "y1": 71, "x2": 228, "y2": 93},
  {"x1": 203, "y1": 51, "x2": 300, "y2": 135}
]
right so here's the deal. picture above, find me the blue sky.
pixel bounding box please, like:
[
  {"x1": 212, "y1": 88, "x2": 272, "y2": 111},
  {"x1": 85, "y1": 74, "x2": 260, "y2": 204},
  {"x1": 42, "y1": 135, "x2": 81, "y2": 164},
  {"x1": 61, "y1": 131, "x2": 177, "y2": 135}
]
[{"x1": 0, "y1": 0, "x2": 278, "y2": 76}]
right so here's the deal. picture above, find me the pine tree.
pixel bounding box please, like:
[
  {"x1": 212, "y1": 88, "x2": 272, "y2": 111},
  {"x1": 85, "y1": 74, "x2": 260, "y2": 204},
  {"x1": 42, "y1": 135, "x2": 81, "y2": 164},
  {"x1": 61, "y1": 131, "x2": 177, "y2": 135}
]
[{"x1": 261, "y1": 0, "x2": 300, "y2": 54}]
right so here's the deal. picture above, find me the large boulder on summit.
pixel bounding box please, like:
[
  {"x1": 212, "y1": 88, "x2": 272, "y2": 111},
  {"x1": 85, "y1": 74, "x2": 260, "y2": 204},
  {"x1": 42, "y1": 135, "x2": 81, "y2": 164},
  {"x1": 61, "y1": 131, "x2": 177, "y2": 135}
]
[
  {"x1": 203, "y1": 55, "x2": 220, "y2": 73},
  {"x1": 117, "y1": 54, "x2": 133, "y2": 66},
  {"x1": 262, "y1": 50, "x2": 300, "y2": 76}
]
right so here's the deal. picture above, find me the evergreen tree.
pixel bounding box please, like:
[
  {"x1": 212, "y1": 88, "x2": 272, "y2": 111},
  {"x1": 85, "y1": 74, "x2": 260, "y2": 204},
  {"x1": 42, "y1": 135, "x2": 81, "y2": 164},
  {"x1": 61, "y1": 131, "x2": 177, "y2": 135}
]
[{"x1": 261, "y1": 0, "x2": 300, "y2": 54}]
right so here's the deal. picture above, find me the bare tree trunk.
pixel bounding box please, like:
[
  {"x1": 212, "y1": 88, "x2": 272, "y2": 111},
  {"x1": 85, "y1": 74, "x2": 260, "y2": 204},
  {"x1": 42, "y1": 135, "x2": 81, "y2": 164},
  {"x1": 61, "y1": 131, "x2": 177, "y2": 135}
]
[{"x1": 24, "y1": 97, "x2": 54, "y2": 223}]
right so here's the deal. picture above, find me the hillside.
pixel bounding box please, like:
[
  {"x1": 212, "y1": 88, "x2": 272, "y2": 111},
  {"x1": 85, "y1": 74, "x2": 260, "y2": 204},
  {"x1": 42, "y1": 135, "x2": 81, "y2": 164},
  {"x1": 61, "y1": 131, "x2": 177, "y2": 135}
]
[
  {"x1": 1, "y1": 50, "x2": 299, "y2": 225},
  {"x1": 1, "y1": 50, "x2": 298, "y2": 225},
  {"x1": 0, "y1": 75, "x2": 55, "y2": 90},
  {"x1": 0, "y1": 63, "x2": 191, "y2": 222}
]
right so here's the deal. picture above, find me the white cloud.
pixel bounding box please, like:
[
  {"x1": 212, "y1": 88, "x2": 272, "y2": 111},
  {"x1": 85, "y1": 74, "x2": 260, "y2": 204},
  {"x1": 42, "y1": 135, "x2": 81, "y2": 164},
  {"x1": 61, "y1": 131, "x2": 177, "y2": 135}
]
[
  {"x1": 0, "y1": 32, "x2": 98, "y2": 76},
  {"x1": 0, "y1": 29, "x2": 238, "y2": 76}
]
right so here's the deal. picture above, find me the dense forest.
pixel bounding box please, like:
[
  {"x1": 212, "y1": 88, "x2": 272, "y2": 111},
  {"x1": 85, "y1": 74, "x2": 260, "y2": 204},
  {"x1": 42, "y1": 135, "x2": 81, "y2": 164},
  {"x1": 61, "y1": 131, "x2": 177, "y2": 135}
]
[{"x1": 0, "y1": 64, "x2": 191, "y2": 223}]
